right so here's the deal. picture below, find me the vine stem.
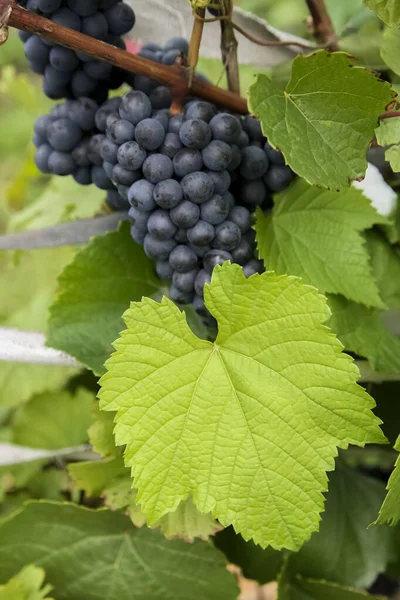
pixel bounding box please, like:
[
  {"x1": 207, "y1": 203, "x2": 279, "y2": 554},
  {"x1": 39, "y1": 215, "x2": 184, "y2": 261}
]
[
  {"x1": 1, "y1": 2, "x2": 248, "y2": 114},
  {"x1": 304, "y1": 0, "x2": 339, "y2": 52},
  {"x1": 379, "y1": 110, "x2": 400, "y2": 120},
  {"x1": 219, "y1": 0, "x2": 240, "y2": 95}
]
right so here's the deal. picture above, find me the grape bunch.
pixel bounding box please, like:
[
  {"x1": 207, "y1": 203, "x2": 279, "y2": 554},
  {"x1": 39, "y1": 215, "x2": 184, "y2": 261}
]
[{"x1": 17, "y1": 0, "x2": 135, "y2": 102}]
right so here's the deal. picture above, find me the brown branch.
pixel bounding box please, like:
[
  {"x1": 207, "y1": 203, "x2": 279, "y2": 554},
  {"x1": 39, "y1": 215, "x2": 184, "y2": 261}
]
[
  {"x1": 305, "y1": 0, "x2": 339, "y2": 52},
  {"x1": 2, "y1": 3, "x2": 249, "y2": 114},
  {"x1": 219, "y1": 0, "x2": 240, "y2": 95},
  {"x1": 379, "y1": 110, "x2": 400, "y2": 120},
  {"x1": 188, "y1": 6, "x2": 205, "y2": 88}
]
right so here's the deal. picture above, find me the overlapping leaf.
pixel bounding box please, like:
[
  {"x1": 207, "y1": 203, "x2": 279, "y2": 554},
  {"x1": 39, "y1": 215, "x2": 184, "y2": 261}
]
[
  {"x1": 248, "y1": 51, "x2": 393, "y2": 188},
  {"x1": 376, "y1": 434, "x2": 400, "y2": 524},
  {"x1": 0, "y1": 565, "x2": 53, "y2": 600},
  {"x1": 47, "y1": 223, "x2": 160, "y2": 375},
  {"x1": 256, "y1": 179, "x2": 387, "y2": 307},
  {"x1": 364, "y1": 0, "x2": 400, "y2": 27},
  {"x1": 0, "y1": 502, "x2": 238, "y2": 600},
  {"x1": 375, "y1": 117, "x2": 400, "y2": 173},
  {"x1": 99, "y1": 262, "x2": 385, "y2": 550}
]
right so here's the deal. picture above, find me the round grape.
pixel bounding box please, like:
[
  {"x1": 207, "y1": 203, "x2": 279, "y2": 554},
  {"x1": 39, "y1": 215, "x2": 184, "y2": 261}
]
[
  {"x1": 194, "y1": 269, "x2": 211, "y2": 297},
  {"x1": 231, "y1": 238, "x2": 254, "y2": 265},
  {"x1": 48, "y1": 151, "x2": 76, "y2": 175},
  {"x1": 187, "y1": 220, "x2": 215, "y2": 246},
  {"x1": 147, "y1": 209, "x2": 177, "y2": 240},
  {"x1": 243, "y1": 259, "x2": 264, "y2": 278},
  {"x1": 74, "y1": 167, "x2": 92, "y2": 186},
  {"x1": 134, "y1": 118, "x2": 165, "y2": 151},
  {"x1": 128, "y1": 179, "x2": 156, "y2": 211},
  {"x1": 170, "y1": 201, "x2": 200, "y2": 228},
  {"x1": 119, "y1": 91, "x2": 152, "y2": 125},
  {"x1": 173, "y1": 149, "x2": 203, "y2": 178},
  {"x1": 228, "y1": 206, "x2": 251, "y2": 233},
  {"x1": 172, "y1": 268, "x2": 199, "y2": 293},
  {"x1": 203, "y1": 249, "x2": 232, "y2": 273},
  {"x1": 209, "y1": 113, "x2": 241, "y2": 144},
  {"x1": 202, "y1": 140, "x2": 232, "y2": 171},
  {"x1": 181, "y1": 171, "x2": 214, "y2": 204},
  {"x1": 35, "y1": 144, "x2": 52, "y2": 173},
  {"x1": 179, "y1": 119, "x2": 211, "y2": 150},
  {"x1": 107, "y1": 119, "x2": 135, "y2": 145},
  {"x1": 242, "y1": 115, "x2": 264, "y2": 142},
  {"x1": 205, "y1": 170, "x2": 231, "y2": 195},
  {"x1": 169, "y1": 245, "x2": 198, "y2": 273},
  {"x1": 240, "y1": 179, "x2": 268, "y2": 206},
  {"x1": 240, "y1": 146, "x2": 269, "y2": 180},
  {"x1": 159, "y1": 133, "x2": 183, "y2": 159},
  {"x1": 153, "y1": 179, "x2": 182, "y2": 209},
  {"x1": 47, "y1": 118, "x2": 82, "y2": 152},
  {"x1": 143, "y1": 154, "x2": 174, "y2": 184},
  {"x1": 117, "y1": 141, "x2": 147, "y2": 171},
  {"x1": 213, "y1": 221, "x2": 241, "y2": 251},
  {"x1": 185, "y1": 101, "x2": 217, "y2": 123},
  {"x1": 156, "y1": 260, "x2": 174, "y2": 280},
  {"x1": 169, "y1": 285, "x2": 193, "y2": 305},
  {"x1": 104, "y1": 3, "x2": 136, "y2": 35},
  {"x1": 264, "y1": 165, "x2": 294, "y2": 192},
  {"x1": 100, "y1": 137, "x2": 119, "y2": 163},
  {"x1": 200, "y1": 194, "x2": 230, "y2": 225},
  {"x1": 144, "y1": 234, "x2": 177, "y2": 260},
  {"x1": 264, "y1": 141, "x2": 285, "y2": 165},
  {"x1": 168, "y1": 114, "x2": 184, "y2": 134},
  {"x1": 112, "y1": 164, "x2": 141, "y2": 187}
]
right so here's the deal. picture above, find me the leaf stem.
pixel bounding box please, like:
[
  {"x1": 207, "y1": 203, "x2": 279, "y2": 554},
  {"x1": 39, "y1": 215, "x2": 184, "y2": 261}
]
[
  {"x1": 379, "y1": 110, "x2": 400, "y2": 121},
  {"x1": 3, "y1": 3, "x2": 249, "y2": 114},
  {"x1": 304, "y1": 0, "x2": 339, "y2": 52}
]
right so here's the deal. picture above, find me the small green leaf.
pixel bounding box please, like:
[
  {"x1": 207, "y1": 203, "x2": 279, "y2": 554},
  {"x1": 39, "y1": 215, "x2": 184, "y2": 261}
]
[
  {"x1": 0, "y1": 502, "x2": 238, "y2": 600},
  {"x1": 99, "y1": 262, "x2": 385, "y2": 551},
  {"x1": 381, "y1": 26, "x2": 400, "y2": 74},
  {"x1": 12, "y1": 388, "x2": 93, "y2": 450},
  {"x1": 248, "y1": 51, "x2": 393, "y2": 188},
  {"x1": 328, "y1": 295, "x2": 400, "y2": 373},
  {"x1": 88, "y1": 403, "x2": 118, "y2": 459},
  {"x1": 47, "y1": 223, "x2": 160, "y2": 375},
  {"x1": 0, "y1": 565, "x2": 54, "y2": 600},
  {"x1": 367, "y1": 230, "x2": 400, "y2": 308},
  {"x1": 375, "y1": 117, "x2": 400, "y2": 172},
  {"x1": 256, "y1": 179, "x2": 387, "y2": 308},
  {"x1": 364, "y1": 0, "x2": 400, "y2": 27},
  {"x1": 376, "y1": 434, "x2": 400, "y2": 524},
  {"x1": 68, "y1": 457, "x2": 127, "y2": 497},
  {"x1": 290, "y1": 465, "x2": 393, "y2": 588}
]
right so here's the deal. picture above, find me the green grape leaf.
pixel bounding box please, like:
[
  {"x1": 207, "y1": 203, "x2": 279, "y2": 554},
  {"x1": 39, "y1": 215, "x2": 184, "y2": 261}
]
[
  {"x1": 375, "y1": 117, "x2": 400, "y2": 172},
  {"x1": 381, "y1": 26, "x2": 400, "y2": 74},
  {"x1": 376, "y1": 434, "x2": 400, "y2": 524},
  {"x1": 47, "y1": 223, "x2": 160, "y2": 375},
  {"x1": 88, "y1": 403, "x2": 118, "y2": 458},
  {"x1": 0, "y1": 565, "x2": 54, "y2": 600},
  {"x1": 290, "y1": 464, "x2": 393, "y2": 588},
  {"x1": 279, "y1": 570, "x2": 385, "y2": 600},
  {"x1": 339, "y1": 20, "x2": 386, "y2": 70},
  {"x1": 0, "y1": 247, "x2": 79, "y2": 408},
  {"x1": 9, "y1": 177, "x2": 106, "y2": 232},
  {"x1": 0, "y1": 502, "x2": 238, "y2": 600},
  {"x1": 256, "y1": 179, "x2": 387, "y2": 308},
  {"x1": 328, "y1": 295, "x2": 400, "y2": 373},
  {"x1": 12, "y1": 388, "x2": 93, "y2": 450},
  {"x1": 99, "y1": 262, "x2": 385, "y2": 551},
  {"x1": 248, "y1": 51, "x2": 393, "y2": 188},
  {"x1": 367, "y1": 230, "x2": 400, "y2": 308},
  {"x1": 68, "y1": 457, "x2": 127, "y2": 497},
  {"x1": 364, "y1": 0, "x2": 400, "y2": 27}
]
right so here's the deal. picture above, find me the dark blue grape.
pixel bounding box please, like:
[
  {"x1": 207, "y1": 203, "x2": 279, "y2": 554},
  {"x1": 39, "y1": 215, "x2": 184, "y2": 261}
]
[
  {"x1": 228, "y1": 144, "x2": 242, "y2": 171},
  {"x1": 149, "y1": 86, "x2": 172, "y2": 110},
  {"x1": 162, "y1": 48, "x2": 181, "y2": 65},
  {"x1": 237, "y1": 129, "x2": 250, "y2": 148},
  {"x1": 152, "y1": 109, "x2": 170, "y2": 131},
  {"x1": 116, "y1": 184, "x2": 130, "y2": 201},
  {"x1": 91, "y1": 166, "x2": 114, "y2": 189},
  {"x1": 119, "y1": 91, "x2": 152, "y2": 125},
  {"x1": 190, "y1": 244, "x2": 211, "y2": 258},
  {"x1": 71, "y1": 70, "x2": 97, "y2": 98},
  {"x1": 129, "y1": 206, "x2": 150, "y2": 230},
  {"x1": 228, "y1": 206, "x2": 251, "y2": 233},
  {"x1": 133, "y1": 75, "x2": 157, "y2": 96},
  {"x1": 104, "y1": 3, "x2": 135, "y2": 35},
  {"x1": 203, "y1": 249, "x2": 232, "y2": 273},
  {"x1": 164, "y1": 37, "x2": 189, "y2": 54},
  {"x1": 128, "y1": 179, "x2": 156, "y2": 211},
  {"x1": 131, "y1": 226, "x2": 147, "y2": 244},
  {"x1": 185, "y1": 101, "x2": 217, "y2": 123},
  {"x1": 173, "y1": 149, "x2": 203, "y2": 178},
  {"x1": 243, "y1": 259, "x2": 264, "y2": 278},
  {"x1": 103, "y1": 161, "x2": 114, "y2": 179},
  {"x1": 112, "y1": 164, "x2": 141, "y2": 186},
  {"x1": 159, "y1": 133, "x2": 183, "y2": 159},
  {"x1": 73, "y1": 167, "x2": 92, "y2": 185},
  {"x1": 47, "y1": 118, "x2": 82, "y2": 152},
  {"x1": 35, "y1": 144, "x2": 52, "y2": 173},
  {"x1": 179, "y1": 119, "x2": 212, "y2": 150},
  {"x1": 153, "y1": 179, "x2": 182, "y2": 209},
  {"x1": 68, "y1": 98, "x2": 98, "y2": 131},
  {"x1": 117, "y1": 141, "x2": 147, "y2": 171},
  {"x1": 205, "y1": 170, "x2": 231, "y2": 195},
  {"x1": 83, "y1": 60, "x2": 113, "y2": 80},
  {"x1": 231, "y1": 238, "x2": 253, "y2": 265},
  {"x1": 264, "y1": 141, "x2": 285, "y2": 165},
  {"x1": 213, "y1": 221, "x2": 241, "y2": 251},
  {"x1": 34, "y1": 114, "x2": 55, "y2": 139},
  {"x1": 144, "y1": 234, "x2": 176, "y2": 260},
  {"x1": 209, "y1": 113, "x2": 241, "y2": 144},
  {"x1": 48, "y1": 151, "x2": 76, "y2": 175},
  {"x1": 168, "y1": 114, "x2": 185, "y2": 134},
  {"x1": 52, "y1": 7, "x2": 81, "y2": 31},
  {"x1": 67, "y1": 0, "x2": 96, "y2": 17},
  {"x1": 194, "y1": 269, "x2": 211, "y2": 296},
  {"x1": 223, "y1": 191, "x2": 235, "y2": 211},
  {"x1": 170, "y1": 201, "x2": 200, "y2": 228},
  {"x1": 88, "y1": 134, "x2": 105, "y2": 165},
  {"x1": 72, "y1": 139, "x2": 91, "y2": 167},
  {"x1": 143, "y1": 154, "x2": 173, "y2": 184},
  {"x1": 172, "y1": 268, "x2": 199, "y2": 293},
  {"x1": 107, "y1": 189, "x2": 129, "y2": 211},
  {"x1": 187, "y1": 220, "x2": 215, "y2": 246},
  {"x1": 147, "y1": 209, "x2": 177, "y2": 240},
  {"x1": 100, "y1": 137, "x2": 119, "y2": 163},
  {"x1": 174, "y1": 228, "x2": 188, "y2": 243},
  {"x1": 200, "y1": 194, "x2": 230, "y2": 225},
  {"x1": 24, "y1": 36, "x2": 50, "y2": 74},
  {"x1": 240, "y1": 146, "x2": 269, "y2": 180},
  {"x1": 81, "y1": 12, "x2": 108, "y2": 39},
  {"x1": 242, "y1": 115, "x2": 264, "y2": 142},
  {"x1": 264, "y1": 165, "x2": 294, "y2": 192},
  {"x1": 37, "y1": 0, "x2": 62, "y2": 11},
  {"x1": 156, "y1": 260, "x2": 174, "y2": 280},
  {"x1": 169, "y1": 245, "x2": 198, "y2": 273},
  {"x1": 95, "y1": 97, "x2": 121, "y2": 131},
  {"x1": 240, "y1": 179, "x2": 268, "y2": 206},
  {"x1": 202, "y1": 140, "x2": 232, "y2": 171},
  {"x1": 181, "y1": 171, "x2": 214, "y2": 204},
  {"x1": 134, "y1": 118, "x2": 165, "y2": 151},
  {"x1": 107, "y1": 119, "x2": 135, "y2": 145},
  {"x1": 169, "y1": 285, "x2": 193, "y2": 305}
]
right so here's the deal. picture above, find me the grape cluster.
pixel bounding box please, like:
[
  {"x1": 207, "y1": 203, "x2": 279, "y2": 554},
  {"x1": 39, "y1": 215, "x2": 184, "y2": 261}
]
[
  {"x1": 33, "y1": 95, "x2": 125, "y2": 209},
  {"x1": 97, "y1": 89, "x2": 294, "y2": 313},
  {"x1": 17, "y1": 0, "x2": 135, "y2": 102}
]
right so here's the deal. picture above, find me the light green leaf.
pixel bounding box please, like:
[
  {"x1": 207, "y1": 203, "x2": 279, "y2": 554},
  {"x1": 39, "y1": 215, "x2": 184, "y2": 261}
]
[
  {"x1": 0, "y1": 502, "x2": 238, "y2": 600},
  {"x1": 256, "y1": 179, "x2": 387, "y2": 308},
  {"x1": 375, "y1": 117, "x2": 400, "y2": 172},
  {"x1": 88, "y1": 403, "x2": 118, "y2": 459},
  {"x1": 364, "y1": 0, "x2": 400, "y2": 27},
  {"x1": 328, "y1": 295, "x2": 400, "y2": 373},
  {"x1": 339, "y1": 20, "x2": 386, "y2": 70},
  {"x1": 290, "y1": 464, "x2": 393, "y2": 588},
  {"x1": 0, "y1": 565, "x2": 54, "y2": 600},
  {"x1": 99, "y1": 262, "x2": 385, "y2": 551},
  {"x1": 48, "y1": 223, "x2": 160, "y2": 375},
  {"x1": 376, "y1": 434, "x2": 400, "y2": 524},
  {"x1": 381, "y1": 26, "x2": 400, "y2": 73},
  {"x1": 9, "y1": 177, "x2": 106, "y2": 232},
  {"x1": 248, "y1": 51, "x2": 393, "y2": 188},
  {"x1": 68, "y1": 457, "x2": 127, "y2": 497},
  {"x1": 12, "y1": 388, "x2": 93, "y2": 450},
  {"x1": 367, "y1": 230, "x2": 400, "y2": 308}
]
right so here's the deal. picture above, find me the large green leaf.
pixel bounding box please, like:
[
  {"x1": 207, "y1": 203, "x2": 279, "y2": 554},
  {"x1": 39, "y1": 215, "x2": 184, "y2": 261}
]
[
  {"x1": 256, "y1": 179, "x2": 387, "y2": 308},
  {"x1": 290, "y1": 465, "x2": 393, "y2": 588},
  {"x1": 99, "y1": 262, "x2": 385, "y2": 551},
  {"x1": 279, "y1": 570, "x2": 384, "y2": 600},
  {"x1": 12, "y1": 388, "x2": 93, "y2": 450},
  {"x1": 0, "y1": 565, "x2": 54, "y2": 600},
  {"x1": 0, "y1": 502, "x2": 238, "y2": 600},
  {"x1": 248, "y1": 51, "x2": 393, "y2": 188},
  {"x1": 47, "y1": 223, "x2": 160, "y2": 375},
  {"x1": 364, "y1": 0, "x2": 400, "y2": 27},
  {"x1": 328, "y1": 295, "x2": 400, "y2": 373},
  {"x1": 375, "y1": 117, "x2": 400, "y2": 173},
  {"x1": 376, "y1": 434, "x2": 400, "y2": 524}
]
